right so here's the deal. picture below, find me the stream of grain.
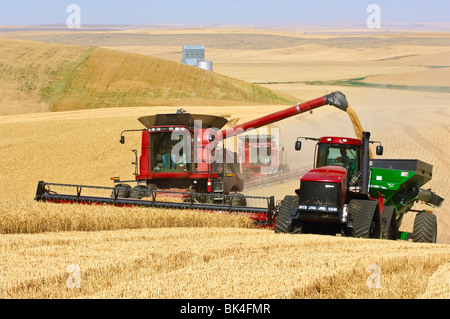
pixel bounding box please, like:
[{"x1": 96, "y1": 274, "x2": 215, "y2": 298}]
[{"x1": 347, "y1": 105, "x2": 373, "y2": 158}]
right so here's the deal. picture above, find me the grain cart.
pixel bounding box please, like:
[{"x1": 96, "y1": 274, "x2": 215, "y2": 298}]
[
  {"x1": 35, "y1": 92, "x2": 349, "y2": 226},
  {"x1": 275, "y1": 132, "x2": 444, "y2": 243}
]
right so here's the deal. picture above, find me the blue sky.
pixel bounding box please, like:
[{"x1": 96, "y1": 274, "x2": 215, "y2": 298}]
[{"x1": 0, "y1": 0, "x2": 449, "y2": 26}]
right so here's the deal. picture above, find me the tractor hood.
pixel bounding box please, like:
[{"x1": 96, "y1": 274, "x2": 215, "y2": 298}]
[{"x1": 301, "y1": 166, "x2": 347, "y2": 184}]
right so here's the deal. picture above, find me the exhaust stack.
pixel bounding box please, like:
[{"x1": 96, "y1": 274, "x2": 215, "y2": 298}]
[{"x1": 360, "y1": 131, "x2": 371, "y2": 195}]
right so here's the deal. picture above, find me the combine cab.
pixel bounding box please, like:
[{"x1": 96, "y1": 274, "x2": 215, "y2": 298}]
[
  {"x1": 275, "y1": 132, "x2": 444, "y2": 243},
  {"x1": 238, "y1": 135, "x2": 288, "y2": 181}
]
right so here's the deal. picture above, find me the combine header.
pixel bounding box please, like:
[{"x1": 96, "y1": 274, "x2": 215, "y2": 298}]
[
  {"x1": 35, "y1": 181, "x2": 275, "y2": 226},
  {"x1": 35, "y1": 92, "x2": 349, "y2": 225}
]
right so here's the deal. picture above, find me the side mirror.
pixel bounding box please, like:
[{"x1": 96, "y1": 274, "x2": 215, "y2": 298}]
[
  {"x1": 376, "y1": 145, "x2": 383, "y2": 156},
  {"x1": 120, "y1": 136, "x2": 125, "y2": 144},
  {"x1": 295, "y1": 141, "x2": 302, "y2": 151}
]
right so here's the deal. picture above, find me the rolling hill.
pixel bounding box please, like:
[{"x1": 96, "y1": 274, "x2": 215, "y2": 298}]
[{"x1": 0, "y1": 38, "x2": 297, "y2": 115}]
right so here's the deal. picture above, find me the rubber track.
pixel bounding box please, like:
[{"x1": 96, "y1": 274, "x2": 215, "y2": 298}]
[
  {"x1": 348, "y1": 199, "x2": 380, "y2": 238},
  {"x1": 274, "y1": 195, "x2": 299, "y2": 233}
]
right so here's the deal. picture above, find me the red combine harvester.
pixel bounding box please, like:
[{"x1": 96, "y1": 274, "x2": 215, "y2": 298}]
[
  {"x1": 35, "y1": 91, "x2": 349, "y2": 226},
  {"x1": 237, "y1": 135, "x2": 311, "y2": 190},
  {"x1": 238, "y1": 135, "x2": 288, "y2": 181}
]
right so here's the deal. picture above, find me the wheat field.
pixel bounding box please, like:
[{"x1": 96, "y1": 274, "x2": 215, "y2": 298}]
[
  {"x1": 0, "y1": 28, "x2": 449, "y2": 299},
  {"x1": 1, "y1": 104, "x2": 449, "y2": 299},
  {"x1": 0, "y1": 227, "x2": 449, "y2": 299},
  {"x1": 1, "y1": 227, "x2": 449, "y2": 299},
  {"x1": 0, "y1": 38, "x2": 91, "y2": 115}
]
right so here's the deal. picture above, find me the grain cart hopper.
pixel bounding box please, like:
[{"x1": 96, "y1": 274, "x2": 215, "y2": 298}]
[
  {"x1": 275, "y1": 132, "x2": 444, "y2": 243},
  {"x1": 35, "y1": 92, "x2": 349, "y2": 226},
  {"x1": 368, "y1": 159, "x2": 443, "y2": 242}
]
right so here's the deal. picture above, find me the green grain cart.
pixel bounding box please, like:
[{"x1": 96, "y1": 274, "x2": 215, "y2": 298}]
[{"x1": 369, "y1": 159, "x2": 444, "y2": 242}]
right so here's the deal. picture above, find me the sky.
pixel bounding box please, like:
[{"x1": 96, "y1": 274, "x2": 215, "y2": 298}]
[{"x1": 0, "y1": 0, "x2": 449, "y2": 27}]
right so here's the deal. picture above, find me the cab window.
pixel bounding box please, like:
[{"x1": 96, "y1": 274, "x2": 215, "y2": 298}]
[{"x1": 316, "y1": 143, "x2": 360, "y2": 178}]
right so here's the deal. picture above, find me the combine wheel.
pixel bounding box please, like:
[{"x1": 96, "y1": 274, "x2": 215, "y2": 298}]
[
  {"x1": 274, "y1": 195, "x2": 302, "y2": 234},
  {"x1": 347, "y1": 199, "x2": 381, "y2": 239},
  {"x1": 381, "y1": 206, "x2": 398, "y2": 240},
  {"x1": 130, "y1": 185, "x2": 148, "y2": 199},
  {"x1": 231, "y1": 193, "x2": 247, "y2": 206},
  {"x1": 412, "y1": 212, "x2": 437, "y2": 243},
  {"x1": 111, "y1": 184, "x2": 132, "y2": 198},
  {"x1": 243, "y1": 169, "x2": 252, "y2": 181}
]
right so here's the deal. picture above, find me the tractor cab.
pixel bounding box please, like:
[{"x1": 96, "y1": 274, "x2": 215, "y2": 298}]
[
  {"x1": 296, "y1": 136, "x2": 362, "y2": 180},
  {"x1": 315, "y1": 137, "x2": 362, "y2": 180},
  {"x1": 295, "y1": 134, "x2": 383, "y2": 194}
]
